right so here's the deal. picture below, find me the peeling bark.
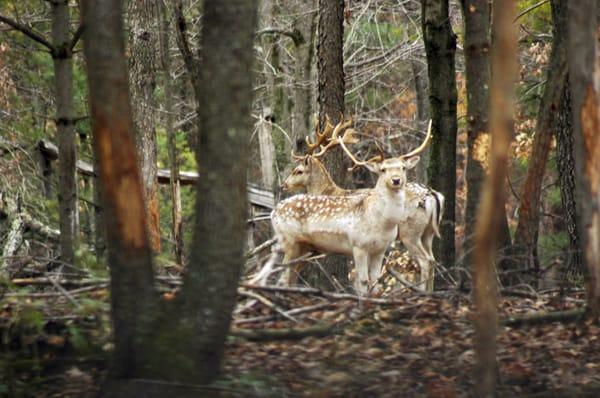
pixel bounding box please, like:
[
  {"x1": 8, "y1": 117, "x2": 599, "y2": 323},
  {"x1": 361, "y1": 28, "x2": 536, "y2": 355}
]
[
  {"x1": 81, "y1": 0, "x2": 157, "y2": 382},
  {"x1": 568, "y1": 0, "x2": 600, "y2": 319}
]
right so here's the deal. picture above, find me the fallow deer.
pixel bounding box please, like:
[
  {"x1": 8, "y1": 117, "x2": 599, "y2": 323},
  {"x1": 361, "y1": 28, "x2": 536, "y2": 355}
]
[
  {"x1": 280, "y1": 121, "x2": 443, "y2": 291},
  {"x1": 254, "y1": 120, "x2": 432, "y2": 294}
]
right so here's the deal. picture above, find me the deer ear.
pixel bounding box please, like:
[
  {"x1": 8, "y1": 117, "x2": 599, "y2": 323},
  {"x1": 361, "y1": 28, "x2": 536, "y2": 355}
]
[
  {"x1": 364, "y1": 162, "x2": 381, "y2": 174},
  {"x1": 404, "y1": 156, "x2": 420, "y2": 170}
]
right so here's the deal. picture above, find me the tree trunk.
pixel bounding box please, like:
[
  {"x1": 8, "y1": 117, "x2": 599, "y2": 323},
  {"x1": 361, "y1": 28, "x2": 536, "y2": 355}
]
[
  {"x1": 555, "y1": 80, "x2": 582, "y2": 281},
  {"x1": 176, "y1": 0, "x2": 258, "y2": 383},
  {"x1": 315, "y1": 0, "x2": 348, "y2": 289},
  {"x1": 1, "y1": 195, "x2": 24, "y2": 279},
  {"x1": 460, "y1": 0, "x2": 490, "y2": 266},
  {"x1": 159, "y1": 2, "x2": 185, "y2": 265},
  {"x1": 513, "y1": 0, "x2": 569, "y2": 270},
  {"x1": 568, "y1": 0, "x2": 600, "y2": 320},
  {"x1": 421, "y1": 0, "x2": 458, "y2": 268},
  {"x1": 258, "y1": 109, "x2": 276, "y2": 189},
  {"x1": 291, "y1": 0, "x2": 317, "y2": 154},
  {"x1": 473, "y1": 1, "x2": 517, "y2": 395},
  {"x1": 52, "y1": 0, "x2": 78, "y2": 266},
  {"x1": 128, "y1": 0, "x2": 161, "y2": 253},
  {"x1": 81, "y1": 0, "x2": 158, "y2": 382},
  {"x1": 412, "y1": 59, "x2": 430, "y2": 183},
  {"x1": 93, "y1": 158, "x2": 106, "y2": 263}
]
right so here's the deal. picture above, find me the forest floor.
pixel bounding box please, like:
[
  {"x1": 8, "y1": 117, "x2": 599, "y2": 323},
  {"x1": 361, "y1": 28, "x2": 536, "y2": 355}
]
[{"x1": 2, "y1": 259, "x2": 600, "y2": 397}]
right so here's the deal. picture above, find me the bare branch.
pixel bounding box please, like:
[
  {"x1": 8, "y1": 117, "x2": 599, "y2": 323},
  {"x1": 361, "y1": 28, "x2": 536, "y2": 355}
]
[{"x1": 0, "y1": 13, "x2": 55, "y2": 51}]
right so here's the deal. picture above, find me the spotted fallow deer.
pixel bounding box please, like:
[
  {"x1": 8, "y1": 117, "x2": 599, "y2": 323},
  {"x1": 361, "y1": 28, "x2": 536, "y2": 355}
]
[
  {"x1": 253, "y1": 120, "x2": 433, "y2": 294},
  {"x1": 281, "y1": 120, "x2": 443, "y2": 291}
]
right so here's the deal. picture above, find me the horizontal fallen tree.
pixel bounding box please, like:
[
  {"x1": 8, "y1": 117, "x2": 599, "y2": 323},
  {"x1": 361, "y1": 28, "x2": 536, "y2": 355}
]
[{"x1": 37, "y1": 139, "x2": 275, "y2": 209}]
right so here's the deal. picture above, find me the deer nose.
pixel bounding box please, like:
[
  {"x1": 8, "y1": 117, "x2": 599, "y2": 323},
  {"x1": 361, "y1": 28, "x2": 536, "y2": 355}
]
[
  {"x1": 281, "y1": 183, "x2": 289, "y2": 191},
  {"x1": 392, "y1": 178, "x2": 402, "y2": 186}
]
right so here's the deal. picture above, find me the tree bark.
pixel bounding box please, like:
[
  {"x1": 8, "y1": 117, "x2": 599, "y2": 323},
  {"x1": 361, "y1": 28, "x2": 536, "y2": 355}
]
[
  {"x1": 460, "y1": 0, "x2": 491, "y2": 267},
  {"x1": 568, "y1": 0, "x2": 600, "y2": 320},
  {"x1": 176, "y1": 0, "x2": 258, "y2": 383},
  {"x1": 291, "y1": 0, "x2": 317, "y2": 154},
  {"x1": 412, "y1": 60, "x2": 430, "y2": 183},
  {"x1": 421, "y1": 0, "x2": 458, "y2": 268},
  {"x1": 128, "y1": 0, "x2": 161, "y2": 252},
  {"x1": 159, "y1": 1, "x2": 185, "y2": 265},
  {"x1": 81, "y1": 0, "x2": 158, "y2": 382},
  {"x1": 473, "y1": 1, "x2": 518, "y2": 396},
  {"x1": 258, "y1": 109, "x2": 276, "y2": 189},
  {"x1": 315, "y1": 0, "x2": 348, "y2": 289},
  {"x1": 513, "y1": 0, "x2": 569, "y2": 270},
  {"x1": 51, "y1": 0, "x2": 79, "y2": 266},
  {"x1": 555, "y1": 80, "x2": 582, "y2": 281}
]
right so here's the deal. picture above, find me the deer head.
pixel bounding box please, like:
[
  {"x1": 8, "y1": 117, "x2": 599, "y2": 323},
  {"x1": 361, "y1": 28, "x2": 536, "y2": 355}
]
[
  {"x1": 336, "y1": 120, "x2": 432, "y2": 192},
  {"x1": 283, "y1": 117, "x2": 357, "y2": 193}
]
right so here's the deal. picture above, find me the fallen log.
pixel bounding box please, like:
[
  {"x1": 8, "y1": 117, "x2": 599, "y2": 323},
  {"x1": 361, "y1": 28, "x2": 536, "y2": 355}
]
[
  {"x1": 230, "y1": 323, "x2": 337, "y2": 341},
  {"x1": 37, "y1": 139, "x2": 275, "y2": 209},
  {"x1": 501, "y1": 308, "x2": 586, "y2": 327}
]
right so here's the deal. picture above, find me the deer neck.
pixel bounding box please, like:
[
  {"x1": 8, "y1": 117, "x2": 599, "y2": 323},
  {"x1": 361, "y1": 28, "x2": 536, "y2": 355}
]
[
  {"x1": 372, "y1": 179, "x2": 407, "y2": 224},
  {"x1": 309, "y1": 161, "x2": 344, "y2": 195}
]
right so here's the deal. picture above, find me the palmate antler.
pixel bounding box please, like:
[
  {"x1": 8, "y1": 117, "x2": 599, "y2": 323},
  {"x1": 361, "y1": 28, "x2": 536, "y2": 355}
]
[{"x1": 291, "y1": 115, "x2": 357, "y2": 160}]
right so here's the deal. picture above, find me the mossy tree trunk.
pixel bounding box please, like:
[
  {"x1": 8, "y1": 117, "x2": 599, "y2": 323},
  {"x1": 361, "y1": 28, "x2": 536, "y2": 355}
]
[{"x1": 421, "y1": 0, "x2": 458, "y2": 268}]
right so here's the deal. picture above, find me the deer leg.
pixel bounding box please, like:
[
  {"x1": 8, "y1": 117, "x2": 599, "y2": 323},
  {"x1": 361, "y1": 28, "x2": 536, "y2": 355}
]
[
  {"x1": 421, "y1": 226, "x2": 436, "y2": 262},
  {"x1": 352, "y1": 247, "x2": 369, "y2": 295},
  {"x1": 278, "y1": 244, "x2": 303, "y2": 286},
  {"x1": 368, "y1": 251, "x2": 385, "y2": 285},
  {"x1": 402, "y1": 237, "x2": 432, "y2": 291}
]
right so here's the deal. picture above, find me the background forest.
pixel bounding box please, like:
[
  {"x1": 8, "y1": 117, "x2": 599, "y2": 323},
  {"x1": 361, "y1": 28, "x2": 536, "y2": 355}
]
[{"x1": 0, "y1": 0, "x2": 599, "y2": 397}]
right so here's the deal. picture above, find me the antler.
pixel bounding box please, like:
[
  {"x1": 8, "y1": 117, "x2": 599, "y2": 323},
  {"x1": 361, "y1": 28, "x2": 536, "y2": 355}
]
[
  {"x1": 400, "y1": 119, "x2": 432, "y2": 158},
  {"x1": 306, "y1": 115, "x2": 335, "y2": 152},
  {"x1": 312, "y1": 127, "x2": 358, "y2": 157},
  {"x1": 312, "y1": 117, "x2": 356, "y2": 157},
  {"x1": 337, "y1": 132, "x2": 372, "y2": 167}
]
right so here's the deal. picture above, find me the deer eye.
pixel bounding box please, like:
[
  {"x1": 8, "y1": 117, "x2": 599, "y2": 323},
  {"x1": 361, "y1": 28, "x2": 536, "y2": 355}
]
[
  {"x1": 380, "y1": 167, "x2": 386, "y2": 172},
  {"x1": 294, "y1": 170, "x2": 303, "y2": 175}
]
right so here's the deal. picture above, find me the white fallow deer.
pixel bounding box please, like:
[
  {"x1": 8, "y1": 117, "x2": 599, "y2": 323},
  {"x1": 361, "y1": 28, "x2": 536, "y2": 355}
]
[
  {"x1": 281, "y1": 120, "x2": 443, "y2": 291},
  {"x1": 252, "y1": 120, "x2": 433, "y2": 294}
]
